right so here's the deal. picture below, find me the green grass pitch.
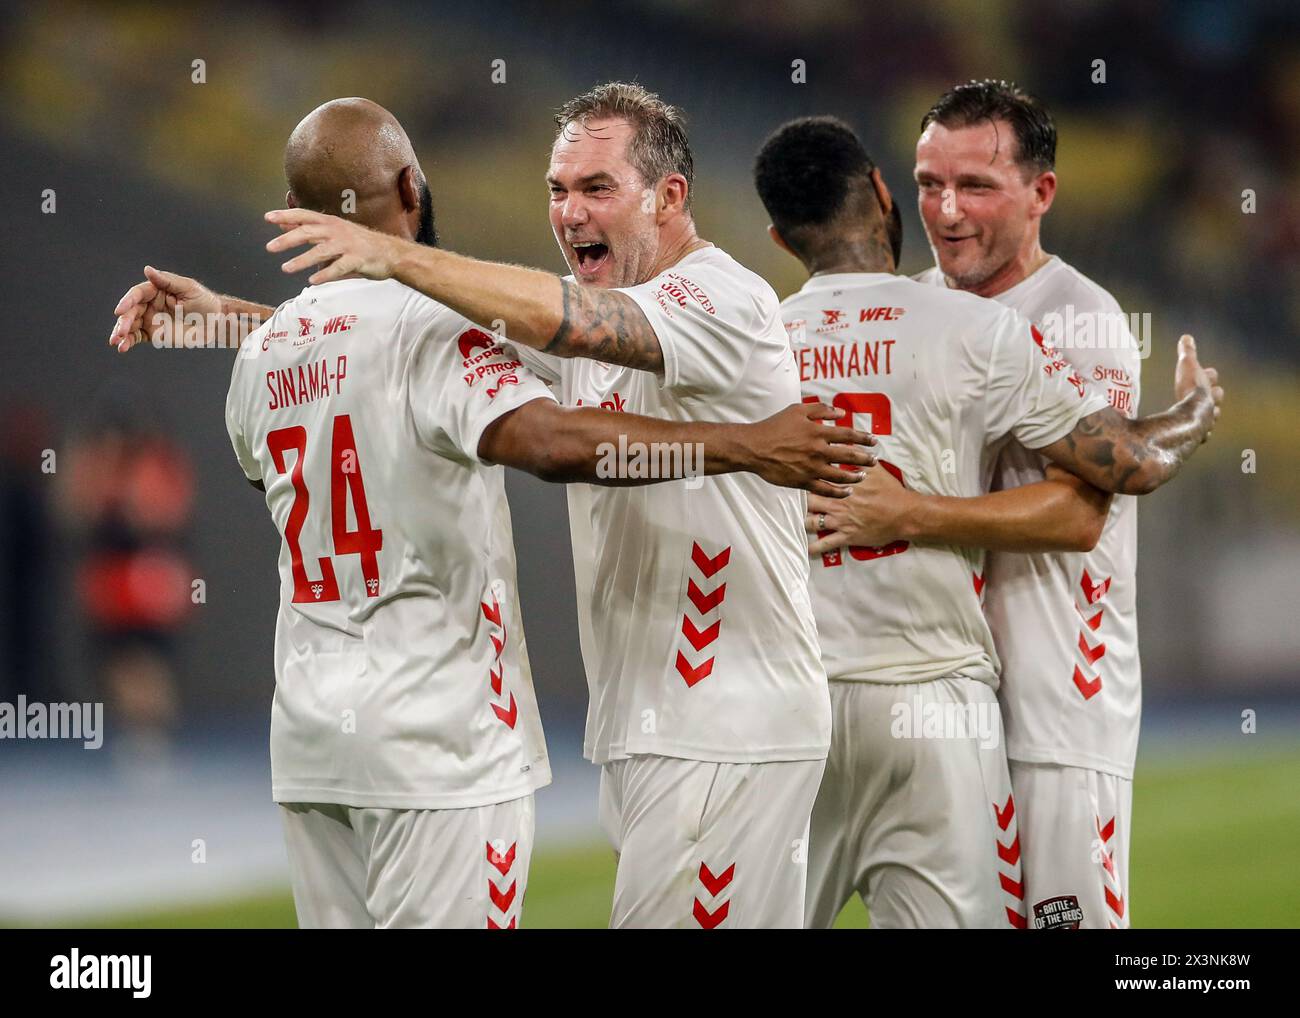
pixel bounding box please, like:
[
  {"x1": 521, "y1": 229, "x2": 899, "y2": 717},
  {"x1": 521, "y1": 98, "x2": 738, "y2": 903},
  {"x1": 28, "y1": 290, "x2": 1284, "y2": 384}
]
[{"x1": 46, "y1": 748, "x2": 1300, "y2": 929}]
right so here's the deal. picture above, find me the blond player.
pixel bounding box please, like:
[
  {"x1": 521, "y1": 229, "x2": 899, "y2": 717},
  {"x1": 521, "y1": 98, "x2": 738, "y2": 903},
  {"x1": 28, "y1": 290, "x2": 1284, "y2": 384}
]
[
  {"x1": 258, "y1": 83, "x2": 847, "y2": 929},
  {"x1": 754, "y1": 116, "x2": 1221, "y2": 928},
  {"x1": 109, "y1": 99, "x2": 874, "y2": 929}
]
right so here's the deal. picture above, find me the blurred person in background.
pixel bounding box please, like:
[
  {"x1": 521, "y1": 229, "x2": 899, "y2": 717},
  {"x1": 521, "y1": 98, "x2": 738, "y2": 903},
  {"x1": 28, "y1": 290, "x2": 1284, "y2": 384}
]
[{"x1": 59, "y1": 386, "x2": 190, "y2": 755}]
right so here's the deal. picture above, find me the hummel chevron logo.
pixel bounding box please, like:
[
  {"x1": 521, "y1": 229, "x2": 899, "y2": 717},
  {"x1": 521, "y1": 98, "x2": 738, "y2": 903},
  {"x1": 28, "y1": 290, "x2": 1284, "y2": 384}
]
[
  {"x1": 1078, "y1": 631, "x2": 1106, "y2": 665},
  {"x1": 1072, "y1": 664, "x2": 1102, "y2": 700},
  {"x1": 973, "y1": 571, "x2": 986, "y2": 597},
  {"x1": 487, "y1": 841, "x2": 516, "y2": 877},
  {"x1": 676, "y1": 542, "x2": 731, "y2": 687},
  {"x1": 692, "y1": 898, "x2": 729, "y2": 929},
  {"x1": 489, "y1": 665, "x2": 503, "y2": 696},
  {"x1": 1078, "y1": 605, "x2": 1104, "y2": 630},
  {"x1": 492, "y1": 693, "x2": 518, "y2": 729},
  {"x1": 1080, "y1": 569, "x2": 1111, "y2": 605},
  {"x1": 481, "y1": 599, "x2": 503, "y2": 627},
  {"x1": 675, "y1": 651, "x2": 715, "y2": 688},
  {"x1": 997, "y1": 833, "x2": 1022, "y2": 866},
  {"x1": 489, "y1": 879, "x2": 517, "y2": 914},
  {"x1": 999, "y1": 872, "x2": 1025, "y2": 899},
  {"x1": 1105, "y1": 886, "x2": 1125, "y2": 920},
  {"x1": 691, "y1": 542, "x2": 731, "y2": 578},
  {"x1": 687, "y1": 578, "x2": 726, "y2": 615},
  {"x1": 698, "y1": 861, "x2": 735, "y2": 897},
  {"x1": 993, "y1": 794, "x2": 1015, "y2": 831},
  {"x1": 487, "y1": 916, "x2": 516, "y2": 929},
  {"x1": 681, "y1": 616, "x2": 722, "y2": 652}
]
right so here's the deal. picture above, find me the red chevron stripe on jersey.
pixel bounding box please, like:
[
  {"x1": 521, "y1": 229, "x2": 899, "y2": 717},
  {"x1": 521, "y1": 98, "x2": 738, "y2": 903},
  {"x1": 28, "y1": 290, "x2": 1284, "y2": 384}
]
[
  {"x1": 491, "y1": 694, "x2": 518, "y2": 728},
  {"x1": 675, "y1": 651, "x2": 715, "y2": 688},
  {"x1": 691, "y1": 543, "x2": 731, "y2": 578},
  {"x1": 993, "y1": 793, "x2": 1015, "y2": 831},
  {"x1": 698, "y1": 861, "x2": 736, "y2": 897},
  {"x1": 1078, "y1": 631, "x2": 1106, "y2": 665},
  {"x1": 686, "y1": 577, "x2": 727, "y2": 614},
  {"x1": 675, "y1": 542, "x2": 732, "y2": 687},
  {"x1": 1073, "y1": 664, "x2": 1102, "y2": 700},
  {"x1": 693, "y1": 898, "x2": 729, "y2": 929},
  {"x1": 1080, "y1": 569, "x2": 1112, "y2": 605},
  {"x1": 681, "y1": 616, "x2": 722, "y2": 653},
  {"x1": 481, "y1": 596, "x2": 518, "y2": 728}
]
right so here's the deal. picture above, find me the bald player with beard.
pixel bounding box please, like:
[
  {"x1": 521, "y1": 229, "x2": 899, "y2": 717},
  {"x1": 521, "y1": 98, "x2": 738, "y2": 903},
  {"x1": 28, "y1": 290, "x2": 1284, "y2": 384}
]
[{"x1": 106, "y1": 98, "x2": 873, "y2": 928}]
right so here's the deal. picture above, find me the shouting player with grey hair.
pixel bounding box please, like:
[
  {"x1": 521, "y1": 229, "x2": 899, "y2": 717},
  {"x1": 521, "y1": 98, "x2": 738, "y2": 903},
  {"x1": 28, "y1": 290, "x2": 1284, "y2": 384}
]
[
  {"x1": 107, "y1": 95, "x2": 875, "y2": 928},
  {"x1": 111, "y1": 85, "x2": 858, "y2": 928}
]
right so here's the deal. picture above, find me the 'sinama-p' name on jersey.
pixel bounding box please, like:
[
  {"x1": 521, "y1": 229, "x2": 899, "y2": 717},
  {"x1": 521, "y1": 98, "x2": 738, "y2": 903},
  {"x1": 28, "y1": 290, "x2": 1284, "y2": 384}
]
[
  {"x1": 920, "y1": 257, "x2": 1143, "y2": 778},
  {"x1": 226, "y1": 278, "x2": 554, "y2": 809},
  {"x1": 782, "y1": 272, "x2": 1108, "y2": 687}
]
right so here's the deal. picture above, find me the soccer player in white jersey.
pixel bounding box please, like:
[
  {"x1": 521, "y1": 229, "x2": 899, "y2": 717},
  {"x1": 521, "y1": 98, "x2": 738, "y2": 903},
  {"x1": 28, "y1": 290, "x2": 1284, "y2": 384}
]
[
  {"x1": 907, "y1": 80, "x2": 1200, "y2": 929},
  {"x1": 754, "y1": 116, "x2": 1222, "y2": 928},
  {"x1": 109, "y1": 99, "x2": 874, "y2": 929},
  {"x1": 255, "y1": 82, "x2": 846, "y2": 929}
]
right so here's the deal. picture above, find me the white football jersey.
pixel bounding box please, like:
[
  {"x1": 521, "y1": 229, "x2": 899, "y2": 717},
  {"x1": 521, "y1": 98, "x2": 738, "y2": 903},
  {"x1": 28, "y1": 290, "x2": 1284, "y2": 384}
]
[
  {"x1": 511, "y1": 246, "x2": 830, "y2": 766},
  {"x1": 782, "y1": 272, "x2": 1108, "y2": 687},
  {"x1": 918, "y1": 257, "x2": 1143, "y2": 778},
  {"x1": 225, "y1": 277, "x2": 554, "y2": 809}
]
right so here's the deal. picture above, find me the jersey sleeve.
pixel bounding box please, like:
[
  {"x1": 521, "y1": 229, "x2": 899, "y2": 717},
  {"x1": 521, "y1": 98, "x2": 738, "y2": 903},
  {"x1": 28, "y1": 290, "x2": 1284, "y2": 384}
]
[
  {"x1": 982, "y1": 306, "x2": 1110, "y2": 450},
  {"x1": 225, "y1": 341, "x2": 262, "y2": 483},
  {"x1": 405, "y1": 306, "x2": 557, "y2": 464},
  {"x1": 615, "y1": 258, "x2": 766, "y2": 398},
  {"x1": 505, "y1": 342, "x2": 565, "y2": 386}
]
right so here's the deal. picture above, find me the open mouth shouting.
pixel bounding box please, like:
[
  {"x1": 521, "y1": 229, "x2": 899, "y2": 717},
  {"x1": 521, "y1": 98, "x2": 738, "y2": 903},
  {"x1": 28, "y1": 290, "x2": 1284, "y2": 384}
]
[{"x1": 570, "y1": 239, "x2": 611, "y2": 281}]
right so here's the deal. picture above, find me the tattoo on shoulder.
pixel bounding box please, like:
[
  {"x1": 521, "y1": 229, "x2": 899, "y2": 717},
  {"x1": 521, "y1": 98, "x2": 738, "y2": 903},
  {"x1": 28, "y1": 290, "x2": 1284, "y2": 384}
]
[{"x1": 544, "y1": 280, "x2": 664, "y2": 373}]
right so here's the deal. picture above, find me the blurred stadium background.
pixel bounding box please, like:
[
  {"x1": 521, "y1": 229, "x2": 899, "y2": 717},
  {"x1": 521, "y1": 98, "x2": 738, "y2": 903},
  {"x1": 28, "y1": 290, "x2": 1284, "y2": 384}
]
[{"x1": 0, "y1": 0, "x2": 1297, "y2": 928}]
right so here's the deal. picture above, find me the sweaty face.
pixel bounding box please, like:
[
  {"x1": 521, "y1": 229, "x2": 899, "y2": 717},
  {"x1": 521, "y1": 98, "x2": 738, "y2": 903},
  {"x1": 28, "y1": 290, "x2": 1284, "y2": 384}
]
[
  {"x1": 914, "y1": 120, "x2": 1040, "y2": 292},
  {"x1": 547, "y1": 118, "x2": 661, "y2": 289}
]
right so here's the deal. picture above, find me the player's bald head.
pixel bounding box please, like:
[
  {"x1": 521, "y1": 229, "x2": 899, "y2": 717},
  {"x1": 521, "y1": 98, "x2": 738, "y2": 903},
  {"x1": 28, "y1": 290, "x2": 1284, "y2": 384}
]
[{"x1": 284, "y1": 98, "x2": 434, "y2": 243}]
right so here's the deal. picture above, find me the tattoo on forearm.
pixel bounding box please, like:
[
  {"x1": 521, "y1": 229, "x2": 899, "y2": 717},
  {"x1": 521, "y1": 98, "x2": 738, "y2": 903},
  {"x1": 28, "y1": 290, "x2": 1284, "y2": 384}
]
[
  {"x1": 1064, "y1": 395, "x2": 1213, "y2": 494},
  {"x1": 544, "y1": 281, "x2": 665, "y2": 372}
]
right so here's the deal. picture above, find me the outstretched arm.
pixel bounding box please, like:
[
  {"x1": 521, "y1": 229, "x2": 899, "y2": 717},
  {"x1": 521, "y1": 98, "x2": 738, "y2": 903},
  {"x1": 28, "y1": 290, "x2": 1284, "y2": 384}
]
[
  {"x1": 480, "y1": 399, "x2": 876, "y2": 497},
  {"x1": 109, "y1": 266, "x2": 273, "y2": 353},
  {"x1": 1038, "y1": 335, "x2": 1223, "y2": 495},
  {"x1": 264, "y1": 209, "x2": 667, "y2": 372},
  {"x1": 807, "y1": 463, "x2": 1110, "y2": 555}
]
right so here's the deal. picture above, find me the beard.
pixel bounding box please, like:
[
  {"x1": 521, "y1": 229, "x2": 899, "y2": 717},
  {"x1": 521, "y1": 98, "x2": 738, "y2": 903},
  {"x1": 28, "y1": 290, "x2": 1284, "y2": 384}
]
[
  {"x1": 886, "y1": 199, "x2": 903, "y2": 267},
  {"x1": 416, "y1": 180, "x2": 438, "y2": 247}
]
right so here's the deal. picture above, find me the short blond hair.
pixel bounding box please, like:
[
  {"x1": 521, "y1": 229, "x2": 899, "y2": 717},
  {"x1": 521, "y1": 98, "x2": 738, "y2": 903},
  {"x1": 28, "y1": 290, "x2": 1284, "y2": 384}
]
[{"x1": 555, "y1": 82, "x2": 695, "y2": 210}]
